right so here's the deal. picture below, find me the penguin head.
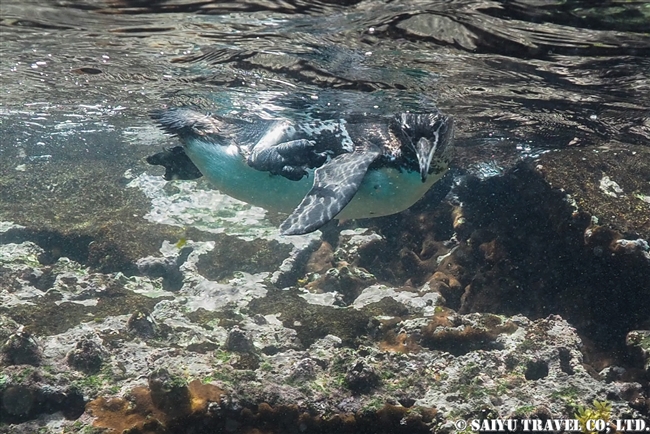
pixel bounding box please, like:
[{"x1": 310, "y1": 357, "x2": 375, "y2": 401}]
[{"x1": 392, "y1": 112, "x2": 454, "y2": 182}]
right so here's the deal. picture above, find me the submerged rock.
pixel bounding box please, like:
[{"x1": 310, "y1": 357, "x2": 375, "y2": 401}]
[
  {"x1": 627, "y1": 330, "x2": 650, "y2": 376},
  {"x1": 344, "y1": 359, "x2": 381, "y2": 394},
  {"x1": 66, "y1": 337, "x2": 107, "y2": 374},
  {"x1": 1, "y1": 328, "x2": 41, "y2": 367}
]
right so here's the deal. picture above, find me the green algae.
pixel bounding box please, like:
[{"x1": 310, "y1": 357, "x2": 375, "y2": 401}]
[
  {"x1": 551, "y1": 385, "x2": 581, "y2": 408},
  {"x1": 195, "y1": 235, "x2": 292, "y2": 281},
  {"x1": 1, "y1": 284, "x2": 170, "y2": 336},
  {"x1": 248, "y1": 288, "x2": 371, "y2": 347},
  {"x1": 540, "y1": 147, "x2": 650, "y2": 240},
  {"x1": 0, "y1": 140, "x2": 218, "y2": 277}
]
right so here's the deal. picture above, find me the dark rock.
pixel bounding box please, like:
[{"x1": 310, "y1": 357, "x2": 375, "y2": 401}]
[
  {"x1": 66, "y1": 338, "x2": 106, "y2": 374},
  {"x1": 127, "y1": 309, "x2": 158, "y2": 338},
  {"x1": 21, "y1": 266, "x2": 56, "y2": 291},
  {"x1": 2, "y1": 385, "x2": 35, "y2": 417},
  {"x1": 224, "y1": 326, "x2": 255, "y2": 354},
  {"x1": 345, "y1": 360, "x2": 380, "y2": 394},
  {"x1": 1, "y1": 329, "x2": 41, "y2": 366},
  {"x1": 558, "y1": 347, "x2": 575, "y2": 375},
  {"x1": 626, "y1": 330, "x2": 650, "y2": 376},
  {"x1": 148, "y1": 368, "x2": 192, "y2": 419},
  {"x1": 599, "y1": 366, "x2": 627, "y2": 382},
  {"x1": 524, "y1": 359, "x2": 549, "y2": 381},
  {"x1": 0, "y1": 366, "x2": 86, "y2": 424}
]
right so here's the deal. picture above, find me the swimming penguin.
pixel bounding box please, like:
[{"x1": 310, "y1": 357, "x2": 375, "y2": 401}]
[{"x1": 149, "y1": 107, "x2": 454, "y2": 235}]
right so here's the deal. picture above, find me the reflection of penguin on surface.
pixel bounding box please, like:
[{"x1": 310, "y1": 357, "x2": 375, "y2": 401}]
[{"x1": 148, "y1": 107, "x2": 454, "y2": 235}]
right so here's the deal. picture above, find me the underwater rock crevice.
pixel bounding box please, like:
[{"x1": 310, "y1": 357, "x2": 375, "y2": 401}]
[
  {"x1": 353, "y1": 160, "x2": 649, "y2": 373},
  {"x1": 0, "y1": 366, "x2": 86, "y2": 424},
  {"x1": 0, "y1": 228, "x2": 94, "y2": 268}
]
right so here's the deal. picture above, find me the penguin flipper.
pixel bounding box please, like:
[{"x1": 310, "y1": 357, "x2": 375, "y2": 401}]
[
  {"x1": 247, "y1": 139, "x2": 325, "y2": 181},
  {"x1": 146, "y1": 146, "x2": 203, "y2": 181},
  {"x1": 280, "y1": 145, "x2": 381, "y2": 235}
]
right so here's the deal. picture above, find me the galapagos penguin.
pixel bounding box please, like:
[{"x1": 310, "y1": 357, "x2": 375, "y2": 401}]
[{"x1": 150, "y1": 107, "x2": 454, "y2": 235}]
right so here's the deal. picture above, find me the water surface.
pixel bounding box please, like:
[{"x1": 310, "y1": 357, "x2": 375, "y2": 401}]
[{"x1": 2, "y1": 0, "x2": 648, "y2": 153}]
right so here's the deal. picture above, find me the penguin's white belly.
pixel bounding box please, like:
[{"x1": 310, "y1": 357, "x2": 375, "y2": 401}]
[
  {"x1": 186, "y1": 140, "x2": 443, "y2": 220},
  {"x1": 339, "y1": 167, "x2": 443, "y2": 219}
]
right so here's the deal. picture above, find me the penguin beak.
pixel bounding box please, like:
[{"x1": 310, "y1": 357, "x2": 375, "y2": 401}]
[{"x1": 415, "y1": 137, "x2": 437, "y2": 182}]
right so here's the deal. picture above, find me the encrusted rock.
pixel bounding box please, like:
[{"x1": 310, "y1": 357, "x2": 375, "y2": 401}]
[
  {"x1": 0, "y1": 315, "x2": 20, "y2": 347},
  {"x1": 307, "y1": 264, "x2": 376, "y2": 303},
  {"x1": 224, "y1": 326, "x2": 255, "y2": 354},
  {"x1": 127, "y1": 308, "x2": 158, "y2": 338},
  {"x1": 626, "y1": 330, "x2": 650, "y2": 375},
  {"x1": 353, "y1": 284, "x2": 442, "y2": 316},
  {"x1": 241, "y1": 315, "x2": 302, "y2": 354},
  {"x1": 136, "y1": 254, "x2": 185, "y2": 291},
  {"x1": 288, "y1": 357, "x2": 319, "y2": 382},
  {"x1": 334, "y1": 228, "x2": 384, "y2": 265},
  {"x1": 345, "y1": 360, "x2": 380, "y2": 394},
  {"x1": 271, "y1": 237, "x2": 321, "y2": 287},
  {"x1": 1, "y1": 328, "x2": 41, "y2": 366},
  {"x1": 66, "y1": 337, "x2": 107, "y2": 374},
  {"x1": 2, "y1": 138, "x2": 650, "y2": 432}
]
